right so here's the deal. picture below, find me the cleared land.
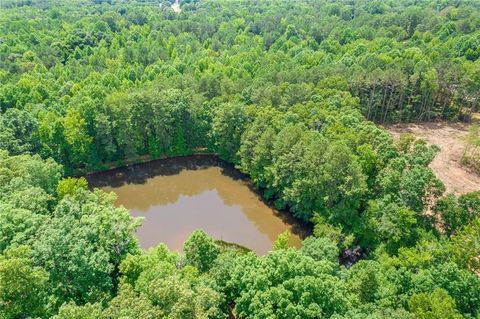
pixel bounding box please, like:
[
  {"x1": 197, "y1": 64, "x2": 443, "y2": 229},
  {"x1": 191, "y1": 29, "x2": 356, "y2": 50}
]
[{"x1": 387, "y1": 122, "x2": 480, "y2": 195}]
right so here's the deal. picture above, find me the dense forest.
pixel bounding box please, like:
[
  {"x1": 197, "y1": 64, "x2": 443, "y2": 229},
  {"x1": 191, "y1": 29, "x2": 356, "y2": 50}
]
[{"x1": 1, "y1": 0, "x2": 480, "y2": 318}]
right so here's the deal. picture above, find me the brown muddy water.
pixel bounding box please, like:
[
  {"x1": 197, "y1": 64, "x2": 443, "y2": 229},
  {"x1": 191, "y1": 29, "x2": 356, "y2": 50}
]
[{"x1": 86, "y1": 155, "x2": 308, "y2": 255}]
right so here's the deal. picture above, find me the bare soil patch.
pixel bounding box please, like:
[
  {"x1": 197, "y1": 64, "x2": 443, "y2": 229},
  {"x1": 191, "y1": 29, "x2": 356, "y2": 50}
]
[
  {"x1": 171, "y1": 0, "x2": 181, "y2": 13},
  {"x1": 387, "y1": 122, "x2": 480, "y2": 195}
]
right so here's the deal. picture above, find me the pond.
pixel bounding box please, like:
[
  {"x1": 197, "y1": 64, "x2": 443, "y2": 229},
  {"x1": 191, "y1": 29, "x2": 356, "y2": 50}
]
[{"x1": 86, "y1": 155, "x2": 308, "y2": 255}]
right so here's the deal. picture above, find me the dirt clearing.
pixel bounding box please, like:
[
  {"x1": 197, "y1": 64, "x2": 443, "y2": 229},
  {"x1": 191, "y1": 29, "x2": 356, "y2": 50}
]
[{"x1": 387, "y1": 122, "x2": 480, "y2": 195}]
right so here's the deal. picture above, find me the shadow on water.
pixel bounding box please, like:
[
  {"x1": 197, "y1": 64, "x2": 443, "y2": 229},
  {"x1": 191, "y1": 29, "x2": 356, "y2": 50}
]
[
  {"x1": 86, "y1": 155, "x2": 224, "y2": 188},
  {"x1": 86, "y1": 155, "x2": 312, "y2": 253}
]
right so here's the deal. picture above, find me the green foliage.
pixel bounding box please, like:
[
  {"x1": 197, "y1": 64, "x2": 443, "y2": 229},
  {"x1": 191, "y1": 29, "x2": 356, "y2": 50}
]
[
  {"x1": 52, "y1": 302, "x2": 103, "y2": 319},
  {"x1": 0, "y1": 0, "x2": 479, "y2": 318},
  {"x1": 429, "y1": 262, "x2": 480, "y2": 316},
  {"x1": 0, "y1": 141, "x2": 478, "y2": 318},
  {"x1": 462, "y1": 124, "x2": 480, "y2": 172},
  {"x1": 435, "y1": 192, "x2": 480, "y2": 236},
  {"x1": 346, "y1": 260, "x2": 380, "y2": 304},
  {"x1": 56, "y1": 177, "x2": 88, "y2": 199},
  {"x1": 300, "y1": 236, "x2": 339, "y2": 264},
  {"x1": 233, "y1": 249, "x2": 348, "y2": 318},
  {"x1": 0, "y1": 204, "x2": 47, "y2": 253},
  {"x1": 0, "y1": 246, "x2": 48, "y2": 319},
  {"x1": 210, "y1": 102, "x2": 250, "y2": 163},
  {"x1": 103, "y1": 284, "x2": 163, "y2": 319},
  {"x1": 365, "y1": 200, "x2": 419, "y2": 253},
  {"x1": 408, "y1": 288, "x2": 463, "y2": 319},
  {"x1": 0, "y1": 150, "x2": 63, "y2": 195},
  {"x1": 451, "y1": 217, "x2": 480, "y2": 273},
  {"x1": 3, "y1": 0, "x2": 476, "y2": 170},
  {"x1": 31, "y1": 190, "x2": 141, "y2": 308},
  {"x1": 119, "y1": 243, "x2": 178, "y2": 287},
  {"x1": 117, "y1": 241, "x2": 223, "y2": 319},
  {"x1": 183, "y1": 230, "x2": 220, "y2": 272},
  {"x1": 273, "y1": 230, "x2": 290, "y2": 250}
]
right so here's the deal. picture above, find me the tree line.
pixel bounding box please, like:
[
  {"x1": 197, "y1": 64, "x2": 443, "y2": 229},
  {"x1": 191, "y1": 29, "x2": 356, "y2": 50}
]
[
  {"x1": 1, "y1": 0, "x2": 480, "y2": 318},
  {"x1": 1, "y1": 0, "x2": 480, "y2": 171},
  {"x1": 1, "y1": 148, "x2": 479, "y2": 318}
]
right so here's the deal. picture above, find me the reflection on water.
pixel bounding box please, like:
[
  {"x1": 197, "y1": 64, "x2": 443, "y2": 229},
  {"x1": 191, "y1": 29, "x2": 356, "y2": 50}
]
[{"x1": 86, "y1": 155, "x2": 307, "y2": 254}]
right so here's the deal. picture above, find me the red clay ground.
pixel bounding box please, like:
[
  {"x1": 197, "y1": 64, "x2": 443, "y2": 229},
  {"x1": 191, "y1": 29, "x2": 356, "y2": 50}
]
[{"x1": 387, "y1": 122, "x2": 480, "y2": 195}]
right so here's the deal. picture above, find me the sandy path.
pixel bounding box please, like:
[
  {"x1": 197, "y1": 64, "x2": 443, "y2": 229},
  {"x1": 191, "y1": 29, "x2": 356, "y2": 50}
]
[
  {"x1": 172, "y1": 0, "x2": 181, "y2": 13},
  {"x1": 387, "y1": 122, "x2": 480, "y2": 195}
]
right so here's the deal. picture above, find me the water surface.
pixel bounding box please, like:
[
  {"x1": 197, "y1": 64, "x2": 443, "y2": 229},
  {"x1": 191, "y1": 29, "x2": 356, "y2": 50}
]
[{"x1": 86, "y1": 156, "x2": 306, "y2": 254}]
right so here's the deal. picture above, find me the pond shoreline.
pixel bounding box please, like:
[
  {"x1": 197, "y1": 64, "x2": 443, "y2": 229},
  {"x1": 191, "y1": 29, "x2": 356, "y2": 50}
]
[
  {"x1": 74, "y1": 150, "x2": 216, "y2": 177},
  {"x1": 85, "y1": 154, "x2": 313, "y2": 253}
]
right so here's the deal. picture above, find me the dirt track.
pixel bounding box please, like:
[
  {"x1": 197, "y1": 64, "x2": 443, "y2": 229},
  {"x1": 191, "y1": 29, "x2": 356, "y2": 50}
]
[{"x1": 387, "y1": 122, "x2": 480, "y2": 195}]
